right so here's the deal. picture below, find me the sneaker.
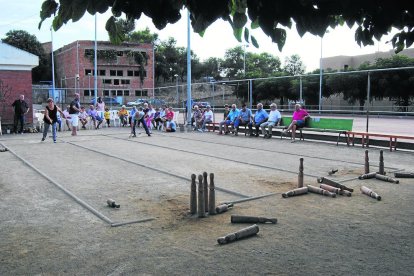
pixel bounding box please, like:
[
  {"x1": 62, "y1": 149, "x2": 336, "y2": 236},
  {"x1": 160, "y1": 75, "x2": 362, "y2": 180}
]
[
  {"x1": 267, "y1": 134, "x2": 272, "y2": 139},
  {"x1": 197, "y1": 129, "x2": 203, "y2": 132},
  {"x1": 234, "y1": 130, "x2": 238, "y2": 136},
  {"x1": 147, "y1": 134, "x2": 151, "y2": 137},
  {"x1": 132, "y1": 134, "x2": 136, "y2": 137},
  {"x1": 41, "y1": 137, "x2": 45, "y2": 142},
  {"x1": 291, "y1": 140, "x2": 296, "y2": 143},
  {"x1": 53, "y1": 140, "x2": 56, "y2": 143},
  {"x1": 263, "y1": 134, "x2": 268, "y2": 138},
  {"x1": 255, "y1": 133, "x2": 259, "y2": 137}
]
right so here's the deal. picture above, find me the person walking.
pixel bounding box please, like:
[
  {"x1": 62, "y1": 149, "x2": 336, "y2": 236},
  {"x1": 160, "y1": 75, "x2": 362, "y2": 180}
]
[
  {"x1": 69, "y1": 93, "x2": 81, "y2": 136},
  {"x1": 41, "y1": 98, "x2": 66, "y2": 143},
  {"x1": 11, "y1": 94, "x2": 29, "y2": 134}
]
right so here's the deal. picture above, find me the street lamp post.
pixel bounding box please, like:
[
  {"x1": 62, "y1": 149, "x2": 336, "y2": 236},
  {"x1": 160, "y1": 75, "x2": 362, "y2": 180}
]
[
  {"x1": 243, "y1": 44, "x2": 249, "y2": 78},
  {"x1": 174, "y1": 74, "x2": 179, "y2": 107},
  {"x1": 88, "y1": 73, "x2": 92, "y2": 102}
]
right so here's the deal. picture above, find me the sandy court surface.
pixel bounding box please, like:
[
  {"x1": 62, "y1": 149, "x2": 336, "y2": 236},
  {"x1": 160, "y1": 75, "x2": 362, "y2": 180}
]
[{"x1": 0, "y1": 127, "x2": 413, "y2": 275}]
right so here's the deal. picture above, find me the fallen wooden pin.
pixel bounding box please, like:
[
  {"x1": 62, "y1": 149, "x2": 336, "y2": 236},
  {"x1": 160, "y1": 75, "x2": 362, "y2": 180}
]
[
  {"x1": 317, "y1": 177, "x2": 354, "y2": 192},
  {"x1": 360, "y1": 186, "x2": 381, "y2": 201},
  {"x1": 217, "y1": 224, "x2": 259, "y2": 245},
  {"x1": 319, "y1": 184, "x2": 352, "y2": 197},
  {"x1": 107, "y1": 199, "x2": 120, "y2": 208},
  {"x1": 231, "y1": 215, "x2": 277, "y2": 224},
  {"x1": 282, "y1": 187, "x2": 308, "y2": 198},
  {"x1": 307, "y1": 185, "x2": 336, "y2": 197},
  {"x1": 216, "y1": 203, "x2": 234, "y2": 214},
  {"x1": 358, "y1": 172, "x2": 377, "y2": 180},
  {"x1": 375, "y1": 174, "x2": 399, "y2": 184},
  {"x1": 394, "y1": 172, "x2": 414, "y2": 178},
  {"x1": 328, "y1": 169, "x2": 338, "y2": 176}
]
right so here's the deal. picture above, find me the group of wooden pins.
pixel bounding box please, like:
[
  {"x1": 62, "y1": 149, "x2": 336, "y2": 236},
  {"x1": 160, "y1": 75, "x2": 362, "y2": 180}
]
[
  {"x1": 190, "y1": 173, "x2": 277, "y2": 245},
  {"x1": 283, "y1": 150, "x2": 413, "y2": 201}
]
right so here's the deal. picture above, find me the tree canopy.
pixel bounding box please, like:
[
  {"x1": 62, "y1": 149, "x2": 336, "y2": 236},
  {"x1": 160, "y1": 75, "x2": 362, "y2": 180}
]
[
  {"x1": 1, "y1": 30, "x2": 51, "y2": 83},
  {"x1": 39, "y1": 0, "x2": 414, "y2": 53}
]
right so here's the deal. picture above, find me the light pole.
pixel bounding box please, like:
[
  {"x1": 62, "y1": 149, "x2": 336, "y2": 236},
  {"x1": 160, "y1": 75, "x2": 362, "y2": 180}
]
[
  {"x1": 174, "y1": 74, "x2": 179, "y2": 107},
  {"x1": 88, "y1": 73, "x2": 92, "y2": 101},
  {"x1": 50, "y1": 26, "x2": 56, "y2": 102},
  {"x1": 319, "y1": 36, "x2": 323, "y2": 112},
  {"x1": 243, "y1": 44, "x2": 249, "y2": 78}
]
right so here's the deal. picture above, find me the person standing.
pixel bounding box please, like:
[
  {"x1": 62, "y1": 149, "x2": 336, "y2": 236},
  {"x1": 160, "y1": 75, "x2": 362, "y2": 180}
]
[
  {"x1": 69, "y1": 93, "x2": 80, "y2": 136},
  {"x1": 11, "y1": 94, "x2": 29, "y2": 134},
  {"x1": 95, "y1": 97, "x2": 105, "y2": 119},
  {"x1": 41, "y1": 98, "x2": 66, "y2": 143}
]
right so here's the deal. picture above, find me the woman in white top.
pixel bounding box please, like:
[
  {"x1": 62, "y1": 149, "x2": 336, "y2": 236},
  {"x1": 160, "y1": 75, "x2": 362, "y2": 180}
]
[{"x1": 95, "y1": 97, "x2": 105, "y2": 119}]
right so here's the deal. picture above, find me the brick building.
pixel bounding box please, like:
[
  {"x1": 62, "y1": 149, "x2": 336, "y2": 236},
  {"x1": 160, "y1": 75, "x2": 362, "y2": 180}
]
[
  {"x1": 0, "y1": 42, "x2": 38, "y2": 129},
  {"x1": 53, "y1": 40, "x2": 154, "y2": 104}
]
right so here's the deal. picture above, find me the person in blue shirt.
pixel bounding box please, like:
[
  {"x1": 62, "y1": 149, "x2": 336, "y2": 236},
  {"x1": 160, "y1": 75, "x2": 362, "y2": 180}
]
[
  {"x1": 218, "y1": 104, "x2": 239, "y2": 135},
  {"x1": 248, "y1": 103, "x2": 268, "y2": 137},
  {"x1": 233, "y1": 103, "x2": 252, "y2": 136}
]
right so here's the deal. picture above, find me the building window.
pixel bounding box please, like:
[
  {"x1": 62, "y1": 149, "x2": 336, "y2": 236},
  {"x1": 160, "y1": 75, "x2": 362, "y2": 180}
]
[
  {"x1": 117, "y1": 51, "x2": 123, "y2": 56},
  {"x1": 113, "y1": 79, "x2": 120, "y2": 85},
  {"x1": 84, "y1": 90, "x2": 91, "y2": 96},
  {"x1": 127, "y1": 70, "x2": 133, "y2": 76},
  {"x1": 110, "y1": 70, "x2": 116, "y2": 76},
  {"x1": 117, "y1": 70, "x2": 123, "y2": 76},
  {"x1": 134, "y1": 70, "x2": 139, "y2": 76},
  {"x1": 103, "y1": 90, "x2": 109, "y2": 96},
  {"x1": 116, "y1": 90, "x2": 123, "y2": 96},
  {"x1": 85, "y1": 69, "x2": 92, "y2": 75},
  {"x1": 84, "y1": 49, "x2": 93, "y2": 56},
  {"x1": 124, "y1": 90, "x2": 130, "y2": 96},
  {"x1": 135, "y1": 90, "x2": 148, "y2": 97},
  {"x1": 121, "y1": 79, "x2": 130, "y2": 85},
  {"x1": 103, "y1": 79, "x2": 112, "y2": 84},
  {"x1": 99, "y1": 70, "x2": 106, "y2": 76},
  {"x1": 111, "y1": 90, "x2": 116, "y2": 96}
]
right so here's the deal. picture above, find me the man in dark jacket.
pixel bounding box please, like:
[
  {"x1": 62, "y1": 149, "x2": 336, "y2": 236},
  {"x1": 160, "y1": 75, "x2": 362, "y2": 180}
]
[{"x1": 11, "y1": 94, "x2": 29, "y2": 134}]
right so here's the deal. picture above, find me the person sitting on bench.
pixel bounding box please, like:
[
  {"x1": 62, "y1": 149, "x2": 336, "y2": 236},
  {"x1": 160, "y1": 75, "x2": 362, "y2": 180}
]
[
  {"x1": 233, "y1": 103, "x2": 252, "y2": 136},
  {"x1": 260, "y1": 103, "x2": 281, "y2": 139},
  {"x1": 248, "y1": 103, "x2": 268, "y2": 137},
  {"x1": 284, "y1": 103, "x2": 310, "y2": 143}
]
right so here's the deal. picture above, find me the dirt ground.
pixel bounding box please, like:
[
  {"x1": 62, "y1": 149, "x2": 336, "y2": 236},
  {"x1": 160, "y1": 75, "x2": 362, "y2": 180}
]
[{"x1": 0, "y1": 128, "x2": 413, "y2": 275}]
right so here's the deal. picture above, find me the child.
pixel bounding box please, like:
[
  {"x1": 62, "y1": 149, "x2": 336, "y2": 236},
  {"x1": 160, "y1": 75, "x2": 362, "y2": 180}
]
[{"x1": 104, "y1": 107, "x2": 111, "y2": 127}]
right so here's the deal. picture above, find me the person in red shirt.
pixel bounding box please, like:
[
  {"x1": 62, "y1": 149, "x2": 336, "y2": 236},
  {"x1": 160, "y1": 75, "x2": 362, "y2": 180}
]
[{"x1": 284, "y1": 104, "x2": 310, "y2": 143}]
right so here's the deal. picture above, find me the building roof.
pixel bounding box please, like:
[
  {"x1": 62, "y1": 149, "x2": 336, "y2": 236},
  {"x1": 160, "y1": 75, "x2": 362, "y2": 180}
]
[
  {"x1": 322, "y1": 48, "x2": 414, "y2": 70},
  {"x1": 0, "y1": 41, "x2": 39, "y2": 71}
]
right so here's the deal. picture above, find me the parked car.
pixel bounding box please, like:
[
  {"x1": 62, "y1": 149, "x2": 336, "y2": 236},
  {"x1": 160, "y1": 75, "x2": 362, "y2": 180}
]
[
  {"x1": 127, "y1": 99, "x2": 146, "y2": 106},
  {"x1": 90, "y1": 97, "x2": 121, "y2": 106},
  {"x1": 193, "y1": 101, "x2": 210, "y2": 108},
  {"x1": 202, "y1": 76, "x2": 216, "y2": 83},
  {"x1": 147, "y1": 98, "x2": 166, "y2": 107}
]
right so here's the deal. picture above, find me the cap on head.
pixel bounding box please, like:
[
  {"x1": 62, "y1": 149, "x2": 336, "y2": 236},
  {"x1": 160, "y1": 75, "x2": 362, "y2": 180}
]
[
  {"x1": 47, "y1": 98, "x2": 53, "y2": 103},
  {"x1": 122, "y1": 105, "x2": 126, "y2": 108}
]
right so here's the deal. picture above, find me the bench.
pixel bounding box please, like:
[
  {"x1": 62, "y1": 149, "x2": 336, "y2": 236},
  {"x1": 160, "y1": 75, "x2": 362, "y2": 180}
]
[
  {"x1": 346, "y1": 131, "x2": 414, "y2": 151},
  {"x1": 279, "y1": 117, "x2": 354, "y2": 145}
]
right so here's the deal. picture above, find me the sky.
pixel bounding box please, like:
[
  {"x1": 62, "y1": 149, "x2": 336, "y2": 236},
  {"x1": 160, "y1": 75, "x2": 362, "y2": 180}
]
[{"x1": 0, "y1": 1, "x2": 408, "y2": 72}]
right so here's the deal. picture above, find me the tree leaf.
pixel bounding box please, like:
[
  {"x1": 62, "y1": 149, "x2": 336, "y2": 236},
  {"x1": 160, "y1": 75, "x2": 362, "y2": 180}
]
[
  {"x1": 251, "y1": 35, "x2": 259, "y2": 48},
  {"x1": 244, "y1": 27, "x2": 250, "y2": 43},
  {"x1": 233, "y1": 27, "x2": 243, "y2": 42},
  {"x1": 233, "y1": 12, "x2": 247, "y2": 29},
  {"x1": 251, "y1": 18, "x2": 260, "y2": 29}
]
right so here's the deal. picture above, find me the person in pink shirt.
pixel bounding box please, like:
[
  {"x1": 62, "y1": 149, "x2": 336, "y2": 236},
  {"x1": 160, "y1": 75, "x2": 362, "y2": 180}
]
[{"x1": 284, "y1": 104, "x2": 310, "y2": 143}]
